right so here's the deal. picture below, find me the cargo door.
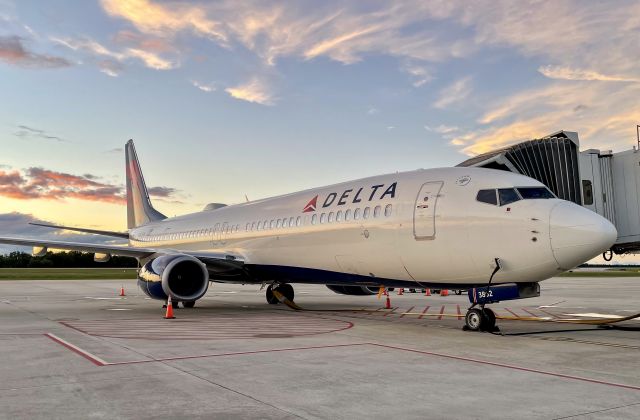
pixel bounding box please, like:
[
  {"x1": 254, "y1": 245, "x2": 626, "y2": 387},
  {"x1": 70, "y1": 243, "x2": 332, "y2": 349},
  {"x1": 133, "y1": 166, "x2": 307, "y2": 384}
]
[{"x1": 413, "y1": 181, "x2": 443, "y2": 239}]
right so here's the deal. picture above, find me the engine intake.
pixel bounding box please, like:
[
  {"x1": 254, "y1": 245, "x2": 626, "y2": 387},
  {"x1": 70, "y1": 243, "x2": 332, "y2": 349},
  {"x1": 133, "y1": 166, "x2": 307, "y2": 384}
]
[
  {"x1": 326, "y1": 285, "x2": 378, "y2": 295},
  {"x1": 138, "y1": 254, "x2": 209, "y2": 301}
]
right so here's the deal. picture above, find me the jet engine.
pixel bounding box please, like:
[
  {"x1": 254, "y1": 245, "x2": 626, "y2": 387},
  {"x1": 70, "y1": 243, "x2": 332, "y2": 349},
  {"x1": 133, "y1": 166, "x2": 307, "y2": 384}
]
[
  {"x1": 138, "y1": 254, "x2": 209, "y2": 301},
  {"x1": 326, "y1": 285, "x2": 378, "y2": 295}
]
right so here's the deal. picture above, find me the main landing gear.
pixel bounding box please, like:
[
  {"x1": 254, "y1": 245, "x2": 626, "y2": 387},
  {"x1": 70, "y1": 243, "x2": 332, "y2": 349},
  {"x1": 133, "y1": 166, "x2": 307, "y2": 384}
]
[
  {"x1": 265, "y1": 283, "x2": 294, "y2": 304},
  {"x1": 163, "y1": 300, "x2": 196, "y2": 309},
  {"x1": 464, "y1": 307, "x2": 497, "y2": 332}
]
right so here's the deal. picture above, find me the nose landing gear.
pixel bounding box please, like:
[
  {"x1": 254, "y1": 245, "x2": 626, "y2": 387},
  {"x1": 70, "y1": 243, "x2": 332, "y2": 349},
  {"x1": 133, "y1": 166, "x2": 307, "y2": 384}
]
[{"x1": 464, "y1": 257, "x2": 501, "y2": 332}]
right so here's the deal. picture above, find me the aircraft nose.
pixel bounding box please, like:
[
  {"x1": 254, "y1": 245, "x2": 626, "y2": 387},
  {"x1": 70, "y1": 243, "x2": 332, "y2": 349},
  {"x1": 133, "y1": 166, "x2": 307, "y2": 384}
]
[{"x1": 550, "y1": 201, "x2": 618, "y2": 270}]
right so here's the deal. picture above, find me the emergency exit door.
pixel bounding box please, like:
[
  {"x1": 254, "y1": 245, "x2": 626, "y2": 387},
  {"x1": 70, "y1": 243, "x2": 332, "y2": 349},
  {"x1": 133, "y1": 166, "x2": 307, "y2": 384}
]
[{"x1": 413, "y1": 181, "x2": 443, "y2": 239}]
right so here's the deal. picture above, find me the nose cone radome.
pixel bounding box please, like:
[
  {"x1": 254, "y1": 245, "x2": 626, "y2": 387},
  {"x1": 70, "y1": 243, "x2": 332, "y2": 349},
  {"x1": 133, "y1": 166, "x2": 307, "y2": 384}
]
[{"x1": 550, "y1": 202, "x2": 617, "y2": 270}]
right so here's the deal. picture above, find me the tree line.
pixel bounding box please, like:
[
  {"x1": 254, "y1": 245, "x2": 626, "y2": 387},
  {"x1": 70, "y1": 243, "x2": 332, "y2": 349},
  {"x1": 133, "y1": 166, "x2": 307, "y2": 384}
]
[{"x1": 0, "y1": 251, "x2": 137, "y2": 268}]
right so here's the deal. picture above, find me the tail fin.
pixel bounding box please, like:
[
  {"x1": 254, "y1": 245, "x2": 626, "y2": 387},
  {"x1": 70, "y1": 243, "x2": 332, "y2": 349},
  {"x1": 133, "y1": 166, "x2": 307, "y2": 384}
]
[{"x1": 125, "y1": 140, "x2": 167, "y2": 229}]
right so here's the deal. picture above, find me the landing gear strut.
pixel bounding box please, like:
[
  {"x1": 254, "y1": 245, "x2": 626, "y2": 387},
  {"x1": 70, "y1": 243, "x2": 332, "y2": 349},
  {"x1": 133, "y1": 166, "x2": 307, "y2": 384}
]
[
  {"x1": 464, "y1": 257, "x2": 501, "y2": 332},
  {"x1": 265, "y1": 283, "x2": 294, "y2": 304}
]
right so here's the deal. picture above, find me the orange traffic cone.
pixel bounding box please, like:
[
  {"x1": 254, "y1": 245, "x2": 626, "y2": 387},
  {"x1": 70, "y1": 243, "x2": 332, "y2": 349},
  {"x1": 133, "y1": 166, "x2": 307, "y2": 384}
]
[
  {"x1": 398, "y1": 288, "x2": 404, "y2": 296},
  {"x1": 425, "y1": 289, "x2": 431, "y2": 296},
  {"x1": 385, "y1": 294, "x2": 391, "y2": 309},
  {"x1": 164, "y1": 296, "x2": 176, "y2": 319},
  {"x1": 440, "y1": 289, "x2": 449, "y2": 297},
  {"x1": 119, "y1": 285, "x2": 125, "y2": 297}
]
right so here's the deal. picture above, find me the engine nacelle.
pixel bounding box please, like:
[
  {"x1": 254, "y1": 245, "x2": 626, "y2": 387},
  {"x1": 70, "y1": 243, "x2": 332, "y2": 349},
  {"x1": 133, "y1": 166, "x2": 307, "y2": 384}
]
[
  {"x1": 138, "y1": 254, "x2": 209, "y2": 301},
  {"x1": 326, "y1": 285, "x2": 378, "y2": 296}
]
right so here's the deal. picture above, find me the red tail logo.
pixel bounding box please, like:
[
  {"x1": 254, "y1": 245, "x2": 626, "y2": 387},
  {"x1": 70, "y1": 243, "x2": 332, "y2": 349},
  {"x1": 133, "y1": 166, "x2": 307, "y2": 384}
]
[{"x1": 303, "y1": 195, "x2": 318, "y2": 213}]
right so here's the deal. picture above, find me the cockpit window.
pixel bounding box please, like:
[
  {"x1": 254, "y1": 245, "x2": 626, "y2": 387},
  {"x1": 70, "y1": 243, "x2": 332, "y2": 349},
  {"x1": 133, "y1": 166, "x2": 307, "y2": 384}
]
[
  {"x1": 476, "y1": 189, "x2": 498, "y2": 205},
  {"x1": 517, "y1": 187, "x2": 555, "y2": 199},
  {"x1": 498, "y1": 188, "x2": 520, "y2": 206}
]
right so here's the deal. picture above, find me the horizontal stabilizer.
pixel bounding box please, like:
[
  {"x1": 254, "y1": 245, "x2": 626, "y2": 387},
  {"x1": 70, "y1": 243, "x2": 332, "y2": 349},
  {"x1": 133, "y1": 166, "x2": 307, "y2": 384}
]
[{"x1": 29, "y1": 222, "x2": 129, "y2": 239}]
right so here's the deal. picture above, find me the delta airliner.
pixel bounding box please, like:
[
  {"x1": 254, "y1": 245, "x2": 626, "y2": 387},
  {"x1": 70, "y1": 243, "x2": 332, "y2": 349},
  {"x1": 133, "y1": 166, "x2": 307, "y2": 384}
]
[{"x1": 0, "y1": 141, "x2": 617, "y2": 331}]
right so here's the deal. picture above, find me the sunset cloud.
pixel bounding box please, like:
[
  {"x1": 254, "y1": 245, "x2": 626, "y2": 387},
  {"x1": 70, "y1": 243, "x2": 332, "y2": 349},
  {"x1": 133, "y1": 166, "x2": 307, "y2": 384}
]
[
  {"x1": 538, "y1": 65, "x2": 640, "y2": 83},
  {"x1": 0, "y1": 166, "x2": 178, "y2": 205},
  {"x1": 225, "y1": 78, "x2": 274, "y2": 105},
  {"x1": 14, "y1": 125, "x2": 66, "y2": 142},
  {"x1": 433, "y1": 77, "x2": 472, "y2": 109},
  {"x1": 0, "y1": 36, "x2": 71, "y2": 68},
  {"x1": 51, "y1": 36, "x2": 177, "y2": 73}
]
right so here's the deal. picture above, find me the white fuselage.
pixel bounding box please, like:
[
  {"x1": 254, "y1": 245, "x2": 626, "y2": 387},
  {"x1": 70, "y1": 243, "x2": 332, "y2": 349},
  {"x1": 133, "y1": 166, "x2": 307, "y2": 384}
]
[{"x1": 128, "y1": 167, "x2": 617, "y2": 287}]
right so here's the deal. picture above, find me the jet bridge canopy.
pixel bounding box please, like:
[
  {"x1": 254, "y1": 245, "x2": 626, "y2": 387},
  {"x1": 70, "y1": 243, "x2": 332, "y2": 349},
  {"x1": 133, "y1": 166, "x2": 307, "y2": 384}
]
[
  {"x1": 457, "y1": 130, "x2": 640, "y2": 256},
  {"x1": 457, "y1": 131, "x2": 582, "y2": 205}
]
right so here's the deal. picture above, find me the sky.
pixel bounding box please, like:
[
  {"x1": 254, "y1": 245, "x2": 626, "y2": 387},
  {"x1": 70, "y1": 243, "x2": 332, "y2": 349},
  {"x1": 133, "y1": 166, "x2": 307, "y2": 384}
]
[{"x1": 1, "y1": 0, "x2": 640, "y2": 259}]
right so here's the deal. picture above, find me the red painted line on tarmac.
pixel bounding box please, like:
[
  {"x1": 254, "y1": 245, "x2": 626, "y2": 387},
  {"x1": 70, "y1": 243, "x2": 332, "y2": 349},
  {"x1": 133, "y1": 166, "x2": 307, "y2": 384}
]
[
  {"x1": 418, "y1": 306, "x2": 430, "y2": 320},
  {"x1": 41, "y1": 334, "x2": 640, "y2": 391},
  {"x1": 437, "y1": 305, "x2": 445, "y2": 320},
  {"x1": 371, "y1": 343, "x2": 640, "y2": 392},
  {"x1": 45, "y1": 333, "x2": 106, "y2": 367},
  {"x1": 504, "y1": 308, "x2": 520, "y2": 318},
  {"x1": 399, "y1": 306, "x2": 415, "y2": 318},
  {"x1": 456, "y1": 305, "x2": 462, "y2": 320},
  {"x1": 103, "y1": 343, "x2": 372, "y2": 366},
  {"x1": 521, "y1": 308, "x2": 539, "y2": 318},
  {"x1": 383, "y1": 307, "x2": 398, "y2": 317}
]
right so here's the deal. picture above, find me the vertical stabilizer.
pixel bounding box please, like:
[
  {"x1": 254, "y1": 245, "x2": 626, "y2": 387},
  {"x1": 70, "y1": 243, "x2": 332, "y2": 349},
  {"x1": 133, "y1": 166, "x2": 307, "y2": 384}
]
[{"x1": 125, "y1": 140, "x2": 167, "y2": 229}]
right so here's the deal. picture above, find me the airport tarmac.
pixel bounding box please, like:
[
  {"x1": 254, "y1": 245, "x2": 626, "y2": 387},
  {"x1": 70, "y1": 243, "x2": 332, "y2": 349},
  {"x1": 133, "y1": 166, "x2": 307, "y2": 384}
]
[{"x1": 0, "y1": 277, "x2": 639, "y2": 420}]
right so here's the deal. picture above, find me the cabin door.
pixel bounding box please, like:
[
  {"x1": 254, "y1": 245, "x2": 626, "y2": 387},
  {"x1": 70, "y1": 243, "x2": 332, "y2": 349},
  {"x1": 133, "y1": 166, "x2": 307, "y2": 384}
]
[{"x1": 413, "y1": 181, "x2": 443, "y2": 240}]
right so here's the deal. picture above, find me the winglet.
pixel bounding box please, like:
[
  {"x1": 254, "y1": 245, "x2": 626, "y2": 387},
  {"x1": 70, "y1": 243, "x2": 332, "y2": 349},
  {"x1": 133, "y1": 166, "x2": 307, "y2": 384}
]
[{"x1": 125, "y1": 140, "x2": 166, "y2": 229}]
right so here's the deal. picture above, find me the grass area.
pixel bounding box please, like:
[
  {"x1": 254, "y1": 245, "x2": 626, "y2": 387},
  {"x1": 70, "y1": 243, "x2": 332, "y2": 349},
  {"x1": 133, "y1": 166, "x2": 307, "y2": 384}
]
[
  {"x1": 560, "y1": 270, "x2": 640, "y2": 277},
  {"x1": 0, "y1": 268, "x2": 137, "y2": 280}
]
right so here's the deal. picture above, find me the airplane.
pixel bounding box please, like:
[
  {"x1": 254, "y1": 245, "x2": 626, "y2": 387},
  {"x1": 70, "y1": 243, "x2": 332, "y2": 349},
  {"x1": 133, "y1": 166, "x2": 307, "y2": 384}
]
[{"x1": 0, "y1": 140, "x2": 617, "y2": 331}]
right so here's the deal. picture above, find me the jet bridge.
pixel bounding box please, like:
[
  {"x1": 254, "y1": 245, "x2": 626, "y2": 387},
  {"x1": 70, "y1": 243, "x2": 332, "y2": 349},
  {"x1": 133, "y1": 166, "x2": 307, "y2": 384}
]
[{"x1": 457, "y1": 130, "x2": 640, "y2": 257}]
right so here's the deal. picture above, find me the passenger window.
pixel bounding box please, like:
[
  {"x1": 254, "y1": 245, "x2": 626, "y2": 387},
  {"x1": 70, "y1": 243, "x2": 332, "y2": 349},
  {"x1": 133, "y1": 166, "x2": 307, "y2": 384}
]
[
  {"x1": 328, "y1": 212, "x2": 335, "y2": 222},
  {"x1": 336, "y1": 210, "x2": 343, "y2": 222},
  {"x1": 345, "y1": 209, "x2": 352, "y2": 221},
  {"x1": 498, "y1": 188, "x2": 520, "y2": 206},
  {"x1": 296, "y1": 216, "x2": 301, "y2": 226},
  {"x1": 384, "y1": 204, "x2": 392, "y2": 217},
  {"x1": 354, "y1": 208, "x2": 361, "y2": 220},
  {"x1": 289, "y1": 217, "x2": 294, "y2": 226},
  {"x1": 312, "y1": 214, "x2": 317, "y2": 225},
  {"x1": 363, "y1": 207, "x2": 370, "y2": 219},
  {"x1": 476, "y1": 189, "x2": 497, "y2": 205},
  {"x1": 252, "y1": 222, "x2": 256, "y2": 230},
  {"x1": 268, "y1": 220, "x2": 273, "y2": 229},
  {"x1": 320, "y1": 213, "x2": 326, "y2": 224},
  {"x1": 374, "y1": 205, "x2": 381, "y2": 218},
  {"x1": 277, "y1": 219, "x2": 282, "y2": 228}
]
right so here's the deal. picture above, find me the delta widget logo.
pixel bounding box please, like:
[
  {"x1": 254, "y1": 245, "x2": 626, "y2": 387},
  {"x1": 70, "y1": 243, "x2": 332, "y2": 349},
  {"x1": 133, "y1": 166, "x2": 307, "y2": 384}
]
[{"x1": 303, "y1": 195, "x2": 318, "y2": 213}]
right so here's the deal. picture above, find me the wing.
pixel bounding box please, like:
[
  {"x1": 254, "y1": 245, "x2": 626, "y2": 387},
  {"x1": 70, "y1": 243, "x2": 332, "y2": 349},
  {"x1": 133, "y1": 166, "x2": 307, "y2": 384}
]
[
  {"x1": 28, "y1": 222, "x2": 129, "y2": 239},
  {"x1": 0, "y1": 236, "x2": 153, "y2": 258},
  {"x1": 0, "y1": 236, "x2": 246, "y2": 281}
]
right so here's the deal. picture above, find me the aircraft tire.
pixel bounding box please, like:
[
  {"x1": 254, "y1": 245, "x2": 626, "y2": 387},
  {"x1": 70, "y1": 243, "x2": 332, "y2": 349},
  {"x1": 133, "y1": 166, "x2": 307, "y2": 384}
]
[
  {"x1": 266, "y1": 285, "x2": 279, "y2": 305},
  {"x1": 183, "y1": 301, "x2": 196, "y2": 308},
  {"x1": 482, "y1": 308, "x2": 496, "y2": 330},
  {"x1": 278, "y1": 283, "x2": 295, "y2": 302},
  {"x1": 465, "y1": 308, "x2": 484, "y2": 331}
]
